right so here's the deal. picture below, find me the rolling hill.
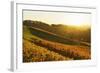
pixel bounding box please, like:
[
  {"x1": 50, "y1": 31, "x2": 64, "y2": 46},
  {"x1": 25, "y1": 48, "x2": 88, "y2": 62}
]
[
  {"x1": 23, "y1": 20, "x2": 91, "y2": 62},
  {"x1": 23, "y1": 20, "x2": 91, "y2": 43}
]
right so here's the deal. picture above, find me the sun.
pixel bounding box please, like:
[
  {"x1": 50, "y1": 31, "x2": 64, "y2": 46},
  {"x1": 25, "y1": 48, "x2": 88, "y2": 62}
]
[
  {"x1": 69, "y1": 19, "x2": 84, "y2": 26},
  {"x1": 66, "y1": 14, "x2": 90, "y2": 26}
]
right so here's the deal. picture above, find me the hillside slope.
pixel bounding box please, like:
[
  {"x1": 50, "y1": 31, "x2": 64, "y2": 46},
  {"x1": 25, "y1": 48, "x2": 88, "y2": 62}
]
[
  {"x1": 23, "y1": 20, "x2": 91, "y2": 62},
  {"x1": 23, "y1": 20, "x2": 91, "y2": 43}
]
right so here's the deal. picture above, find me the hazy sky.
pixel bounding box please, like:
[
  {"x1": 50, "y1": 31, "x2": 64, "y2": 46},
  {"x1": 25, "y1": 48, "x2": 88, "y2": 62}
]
[{"x1": 23, "y1": 10, "x2": 91, "y2": 26}]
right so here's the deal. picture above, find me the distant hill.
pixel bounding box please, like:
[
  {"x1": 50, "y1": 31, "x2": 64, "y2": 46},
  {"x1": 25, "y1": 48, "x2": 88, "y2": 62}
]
[{"x1": 23, "y1": 20, "x2": 91, "y2": 43}]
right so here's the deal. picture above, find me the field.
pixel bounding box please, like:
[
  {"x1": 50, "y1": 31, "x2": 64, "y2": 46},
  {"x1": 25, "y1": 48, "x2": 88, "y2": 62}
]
[{"x1": 23, "y1": 20, "x2": 91, "y2": 62}]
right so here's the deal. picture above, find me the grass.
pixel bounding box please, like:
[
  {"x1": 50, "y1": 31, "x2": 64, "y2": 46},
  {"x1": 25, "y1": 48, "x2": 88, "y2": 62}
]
[
  {"x1": 29, "y1": 27, "x2": 90, "y2": 46},
  {"x1": 23, "y1": 39, "x2": 71, "y2": 62},
  {"x1": 23, "y1": 25, "x2": 72, "y2": 62},
  {"x1": 30, "y1": 37, "x2": 90, "y2": 60},
  {"x1": 23, "y1": 24, "x2": 91, "y2": 62}
]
